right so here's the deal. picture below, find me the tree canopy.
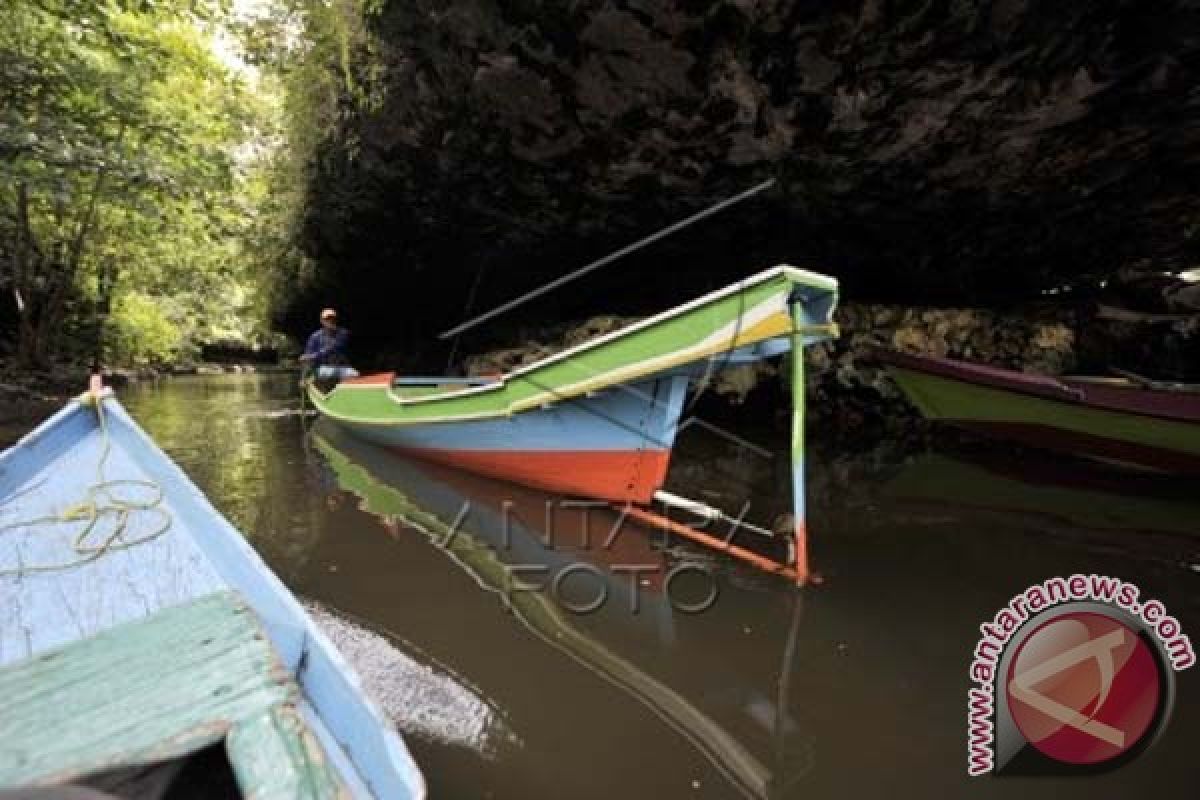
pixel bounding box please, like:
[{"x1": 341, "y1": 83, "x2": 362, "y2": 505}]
[
  {"x1": 0, "y1": 0, "x2": 392, "y2": 369},
  {"x1": 0, "y1": 0, "x2": 274, "y2": 367}
]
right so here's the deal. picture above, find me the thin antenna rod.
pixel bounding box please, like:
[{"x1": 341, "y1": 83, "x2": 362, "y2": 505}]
[{"x1": 438, "y1": 177, "x2": 777, "y2": 339}]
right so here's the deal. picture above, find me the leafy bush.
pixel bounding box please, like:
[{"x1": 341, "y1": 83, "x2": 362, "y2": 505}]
[{"x1": 105, "y1": 292, "x2": 183, "y2": 366}]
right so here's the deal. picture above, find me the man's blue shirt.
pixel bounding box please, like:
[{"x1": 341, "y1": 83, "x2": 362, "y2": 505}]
[{"x1": 303, "y1": 327, "x2": 350, "y2": 367}]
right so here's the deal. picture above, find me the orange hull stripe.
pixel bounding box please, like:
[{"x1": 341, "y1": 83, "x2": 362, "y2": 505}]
[{"x1": 391, "y1": 448, "x2": 671, "y2": 503}]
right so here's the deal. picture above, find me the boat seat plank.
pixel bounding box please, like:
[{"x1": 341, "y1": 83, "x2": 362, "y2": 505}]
[
  {"x1": 0, "y1": 591, "x2": 344, "y2": 796},
  {"x1": 0, "y1": 426, "x2": 226, "y2": 666},
  {"x1": 227, "y1": 705, "x2": 344, "y2": 799}
]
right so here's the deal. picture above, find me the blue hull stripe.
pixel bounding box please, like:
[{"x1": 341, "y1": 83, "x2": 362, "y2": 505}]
[{"x1": 343, "y1": 376, "x2": 690, "y2": 453}]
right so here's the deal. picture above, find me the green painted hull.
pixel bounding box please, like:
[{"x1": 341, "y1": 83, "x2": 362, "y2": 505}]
[{"x1": 887, "y1": 365, "x2": 1200, "y2": 471}]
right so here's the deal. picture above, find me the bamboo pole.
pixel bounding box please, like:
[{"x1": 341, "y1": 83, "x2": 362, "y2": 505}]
[{"x1": 789, "y1": 306, "x2": 809, "y2": 586}]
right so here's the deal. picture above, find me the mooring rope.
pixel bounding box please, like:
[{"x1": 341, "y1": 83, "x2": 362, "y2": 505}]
[
  {"x1": 298, "y1": 363, "x2": 315, "y2": 435},
  {"x1": 0, "y1": 393, "x2": 172, "y2": 577}
]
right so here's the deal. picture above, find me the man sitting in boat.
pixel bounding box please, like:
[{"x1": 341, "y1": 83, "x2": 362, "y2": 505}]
[{"x1": 301, "y1": 308, "x2": 359, "y2": 388}]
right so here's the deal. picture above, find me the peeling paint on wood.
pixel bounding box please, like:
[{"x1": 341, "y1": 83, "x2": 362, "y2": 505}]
[
  {"x1": 0, "y1": 591, "x2": 344, "y2": 796},
  {"x1": 228, "y1": 705, "x2": 346, "y2": 800}
]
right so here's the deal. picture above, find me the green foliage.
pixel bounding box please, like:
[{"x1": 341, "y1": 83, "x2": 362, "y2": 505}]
[
  {"x1": 0, "y1": 0, "x2": 384, "y2": 368},
  {"x1": 105, "y1": 291, "x2": 183, "y2": 366},
  {"x1": 0, "y1": 0, "x2": 269, "y2": 367},
  {"x1": 231, "y1": 0, "x2": 386, "y2": 321}
]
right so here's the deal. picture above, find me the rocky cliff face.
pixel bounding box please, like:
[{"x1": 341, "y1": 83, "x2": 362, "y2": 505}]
[{"x1": 296, "y1": 0, "x2": 1200, "y2": 366}]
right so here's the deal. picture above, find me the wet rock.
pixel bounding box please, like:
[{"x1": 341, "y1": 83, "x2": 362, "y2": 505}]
[
  {"x1": 705, "y1": 361, "x2": 777, "y2": 404},
  {"x1": 804, "y1": 303, "x2": 1083, "y2": 430},
  {"x1": 0, "y1": 381, "x2": 62, "y2": 436},
  {"x1": 1165, "y1": 281, "x2": 1200, "y2": 313},
  {"x1": 560, "y1": 315, "x2": 638, "y2": 347},
  {"x1": 1076, "y1": 309, "x2": 1200, "y2": 382}
]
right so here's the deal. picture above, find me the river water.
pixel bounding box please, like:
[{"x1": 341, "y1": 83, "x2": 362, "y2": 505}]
[{"x1": 121, "y1": 373, "x2": 1199, "y2": 798}]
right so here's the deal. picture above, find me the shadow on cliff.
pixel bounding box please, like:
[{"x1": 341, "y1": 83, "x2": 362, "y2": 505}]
[{"x1": 282, "y1": 0, "x2": 1200, "y2": 371}]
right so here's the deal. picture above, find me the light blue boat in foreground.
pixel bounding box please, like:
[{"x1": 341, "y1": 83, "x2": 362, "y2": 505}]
[{"x1": 0, "y1": 389, "x2": 425, "y2": 798}]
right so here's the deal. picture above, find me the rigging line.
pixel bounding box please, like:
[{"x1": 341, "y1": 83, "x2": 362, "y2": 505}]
[
  {"x1": 445, "y1": 257, "x2": 489, "y2": 373},
  {"x1": 438, "y1": 177, "x2": 777, "y2": 340},
  {"x1": 770, "y1": 590, "x2": 812, "y2": 794}
]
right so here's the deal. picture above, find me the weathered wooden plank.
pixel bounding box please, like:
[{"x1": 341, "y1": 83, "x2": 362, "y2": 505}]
[
  {"x1": 227, "y1": 705, "x2": 347, "y2": 800},
  {"x1": 0, "y1": 591, "x2": 314, "y2": 789}
]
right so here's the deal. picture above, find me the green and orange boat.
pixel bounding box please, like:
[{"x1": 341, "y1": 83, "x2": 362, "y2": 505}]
[
  {"x1": 878, "y1": 349, "x2": 1200, "y2": 474},
  {"x1": 307, "y1": 266, "x2": 840, "y2": 582}
]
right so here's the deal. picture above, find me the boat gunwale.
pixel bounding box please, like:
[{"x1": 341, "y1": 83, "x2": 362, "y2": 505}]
[
  {"x1": 310, "y1": 330, "x2": 781, "y2": 428},
  {"x1": 339, "y1": 264, "x2": 831, "y2": 397},
  {"x1": 102, "y1": 394, "x2": 427, "y2": 799},
  {"x1": 310, "y1": 265, "x2": 837, "y2": 426}
]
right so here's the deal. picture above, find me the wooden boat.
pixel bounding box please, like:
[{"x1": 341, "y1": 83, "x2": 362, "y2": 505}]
[
  {"x1": 877, "y1": 349, "x2": 1200, "y2": 474},
  {"x1": 307, "y1": 265, "x2": 839, "y2": 582},
  {"x1": 0, "y1": 389, "x2": 425, "y2": 798}
]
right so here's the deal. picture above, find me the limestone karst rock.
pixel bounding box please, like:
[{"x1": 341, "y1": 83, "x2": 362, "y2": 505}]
[{"x1": 294, "y1": 1, "x2": 1200, "y2": 367}]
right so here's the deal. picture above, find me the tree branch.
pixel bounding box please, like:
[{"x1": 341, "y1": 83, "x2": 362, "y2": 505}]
[
  {"x1": 66, "y1": 120, "x2": 126, "y2": 275},
  {"x1": 13, "y1": 181, "x2": 38, "y2": 300}
]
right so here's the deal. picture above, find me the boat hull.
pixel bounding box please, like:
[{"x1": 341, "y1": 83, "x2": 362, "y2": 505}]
[
  {"x1": 882, "y1": 353, "x2": 1200, "y2": 473},
  {"x1": 0, "y1": 393, "x2": 425, "y2": 798},
  {"x1": 335, "y1": 375, "x2": 690, "y2": 502}
]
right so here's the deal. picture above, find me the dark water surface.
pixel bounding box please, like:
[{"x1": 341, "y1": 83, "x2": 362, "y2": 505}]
[{"x1": 122, "y1": 374, "x2": 1200, "y2": 798}]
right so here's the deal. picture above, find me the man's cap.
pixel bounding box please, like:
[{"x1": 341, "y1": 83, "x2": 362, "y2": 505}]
[{"x1": 320, "y1": 308, "x2": 337, "y2": 320}]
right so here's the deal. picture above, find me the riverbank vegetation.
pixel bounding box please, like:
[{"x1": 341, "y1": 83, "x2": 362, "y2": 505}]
[
  {"x1": 5, "y1": 1, "x2": 1196, "y2": 383},
  {"x1": 2, "y1": 1, "x2": 249, "y2": 368},
  {"x1": 0, "y1": 0, "x2": 370, "y2": 372}
]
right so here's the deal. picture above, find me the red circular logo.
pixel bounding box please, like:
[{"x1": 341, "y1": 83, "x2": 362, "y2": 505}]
[{"x1": 1005, "y1": 612, "x2": 1162, "y2": 765}]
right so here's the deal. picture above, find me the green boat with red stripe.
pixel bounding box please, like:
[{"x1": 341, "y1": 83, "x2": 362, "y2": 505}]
[
  {"x1": 878, "y1": 349, "x2": 1200, "y2": 474},
  {"x1": 307, "y1": 265, "x2": 839, "y2": 583}
]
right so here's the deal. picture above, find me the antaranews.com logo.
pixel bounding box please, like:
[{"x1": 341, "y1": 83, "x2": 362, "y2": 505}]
[{"x1": 967, "y1": 574, "x2": 1194, "y2": 776}]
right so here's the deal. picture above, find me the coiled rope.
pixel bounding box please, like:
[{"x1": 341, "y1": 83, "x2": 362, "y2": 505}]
[{"x1": 0, "y1": 392, "x2": 171, "y2": 577}]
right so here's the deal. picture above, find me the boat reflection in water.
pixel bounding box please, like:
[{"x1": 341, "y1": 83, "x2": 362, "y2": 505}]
[
  {"x1": 309, "y1": 421, "x2": 812, "y2": 799},
  {"x1": 883, "y1": 448, "x2": 1200, "y2": 545}
]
